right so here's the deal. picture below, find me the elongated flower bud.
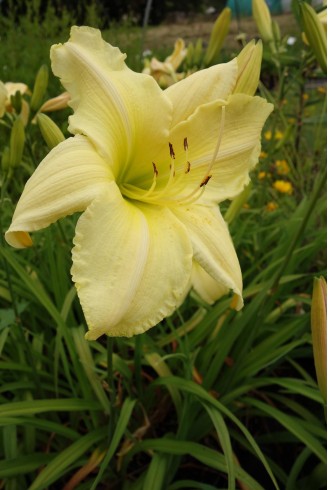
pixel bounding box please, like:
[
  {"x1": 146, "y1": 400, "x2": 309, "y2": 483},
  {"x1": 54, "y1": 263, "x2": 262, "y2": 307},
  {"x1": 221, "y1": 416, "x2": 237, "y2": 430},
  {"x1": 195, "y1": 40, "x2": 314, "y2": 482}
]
[
  {"x1": 9, "y1": 117, "x2": 25, "y2": 168},
  {"x1": 252, "y1": 0, "x2": 274, "y2": 43},
  {"x1": 194, "y1": 38, "x2": 203, "y2": 66},
  {"x1": 186, "y1": 42, "x2": 194, "y2": 67},
  {"x1": 234, "y1": 40, "x2": 263, "y2": 96},
  {"x1": 204, "y1": 7, "x2": 231, "y2": 66},
  {"x1": 1, "y1": 146, "x2": 10, "y2": 172},
  {"x1": 37, "y1": 113, "x2": 65, "y2": 149},
  {"x1": 39, "y1": 92, "x2": 70, "y2": 113},
  {"x1": 30, "y1": 65, "x2": 49, "y2": 111},
  {"x1": 311, "y1": 276, "x2": 327, "y2": 402},
  {"x1": 300, "y1": 2, "x2": 327, "y2": 72},
  {"x1": 0, "y1": 81, "x2": 7, "y2": 117}
]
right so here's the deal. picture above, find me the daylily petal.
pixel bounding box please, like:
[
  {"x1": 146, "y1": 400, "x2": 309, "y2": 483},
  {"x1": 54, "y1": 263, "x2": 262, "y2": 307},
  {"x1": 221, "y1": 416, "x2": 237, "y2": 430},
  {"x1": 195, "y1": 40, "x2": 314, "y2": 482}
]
[
  {"x1": 164, "y1": 59, "x2": 238, "y2": 127},
  {"x1": 165, "y1": 93, "x2": 273, "y2": 203},
  {"x1": 5, "y1": 82, "x2": 29, "y2": 99},
  {"x1": 173, "y1": 204, "x2": 243, "y2": 310},
  {"x1": 51, "y1": 26, "x2": 172, "y2": 180},
  {"x1": 192, "y1": 262, "x2": 229, "y2": 305},
  {"x1": 71, "y1": 183, "x2": 193, "y2": 339},
  {"x1": 5, "y1": 135, "x2": 112, "y2": 248}
]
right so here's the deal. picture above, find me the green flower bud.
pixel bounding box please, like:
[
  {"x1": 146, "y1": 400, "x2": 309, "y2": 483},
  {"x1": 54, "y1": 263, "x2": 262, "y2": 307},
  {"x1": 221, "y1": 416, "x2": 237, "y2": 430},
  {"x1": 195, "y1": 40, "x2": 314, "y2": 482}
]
[
  {"x1": 10, "y1": 90, "x2": 22, "y2": 114},
  {"x1": 311, "y1": 276, "x2": 327, "y2": 403},
  {"x1": 204, "y1": 7, "x2": 231, "y2": 66},
  {"x1": 300, "y1": 2, "x2": 327, "y2": 72},
  {"x1": 30, "y1": 65, "x2": 49, "y2": 112},
  {"x1": 235, "y1": 40, "x2": 263, "y2": 96},
  {"x1": 193, "y1": 38, "x2": 203, "y2": 66},
  {"x1": 186, "y1": 42, "x2": 195, "y2": 67},
  {"x1": 9, "y1": 116, "x2": 25, "y2": 168},
  {"x1": 1, "y1": 146, "x2": 10, "y2": 172},
  {"x1": 252, "y1": 0, "x2": 274, "y2": 43},
  {"x1": 37, "y1": 113, "x2": 65, "y2": 149}
]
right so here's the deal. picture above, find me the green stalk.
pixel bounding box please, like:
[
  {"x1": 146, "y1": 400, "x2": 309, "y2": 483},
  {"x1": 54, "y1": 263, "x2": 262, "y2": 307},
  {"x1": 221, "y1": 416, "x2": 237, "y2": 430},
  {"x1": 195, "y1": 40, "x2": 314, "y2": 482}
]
[{"x1": 107, "y1": 336, "x2": 116, "y2": 442}]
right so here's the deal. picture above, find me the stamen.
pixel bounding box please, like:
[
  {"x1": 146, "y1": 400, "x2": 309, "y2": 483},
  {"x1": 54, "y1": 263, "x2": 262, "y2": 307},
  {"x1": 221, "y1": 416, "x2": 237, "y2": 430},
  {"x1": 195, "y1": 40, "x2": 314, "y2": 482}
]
[
  {"x1": 152, "y1": 162, "x2": 158, "y2": 177},
  {"x1": 185, "y1": 161, "x2": 191, "y2": 174},
  {"x1": 138, "y1": 161, "x2": 158, "y2": 198},
  {"x1": 169, "y1": 142, "x2": 175, "y2": 159},
  {"x1": 203, "y1": 105, "x2": 226, "y2": 179},
  {"x1": 200, "y1": 175, "x2": 212, "y2": 187},
  {"x1": 184, "y1": 137, "x2": 188, "y2": 151}
]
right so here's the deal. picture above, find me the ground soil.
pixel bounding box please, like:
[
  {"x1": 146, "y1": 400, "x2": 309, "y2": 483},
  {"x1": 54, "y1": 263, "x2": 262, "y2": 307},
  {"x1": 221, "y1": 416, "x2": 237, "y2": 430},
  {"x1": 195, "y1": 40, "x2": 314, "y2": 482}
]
[{"x1": 143, "y1": 13, "x2": 298, "y2": 51}]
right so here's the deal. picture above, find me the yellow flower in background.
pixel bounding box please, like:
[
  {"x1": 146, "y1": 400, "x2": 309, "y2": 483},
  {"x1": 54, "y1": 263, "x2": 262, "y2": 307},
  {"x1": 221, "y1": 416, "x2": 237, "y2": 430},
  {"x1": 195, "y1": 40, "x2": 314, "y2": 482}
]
[
  {"x1": 258, "y1": 171, "x2": 267, "y2": 180},
  {"x1": 260, "y1": 151, "x2": 268, "y2": 158},
  {"x1": 273, "y1": 180, "x2": 293, "y2": 194},
  {"x1": 143, "y1": 38, "x2": 187, "y2": 87},
  {"x1": 274, "y1": 130, "x2": 284, "y2": 140},
  {"x1": 5, "y1": 27, "x2": 273, "y2": 340},
  {"x1": 275, "y1": 159, "x2": 289, "y2": 175},
  {"x1": 266, "y1": 201, "x2": 278, "y2": 211},
  {"x1": 264, "y1": 130, "x2": 272, "y2": 140},
  {"x1": 317, "y1": 86, "x2": 326, "y2": 94},
  {"x1": 0, "y1": 81, "x2": 30, "y2": 124}
]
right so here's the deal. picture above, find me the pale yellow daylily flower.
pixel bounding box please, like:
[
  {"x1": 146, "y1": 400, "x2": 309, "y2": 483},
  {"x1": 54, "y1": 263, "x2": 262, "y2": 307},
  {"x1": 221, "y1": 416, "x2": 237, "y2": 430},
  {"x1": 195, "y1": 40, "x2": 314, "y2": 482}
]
[
  {"x1": 0, "y1": 81, "x2": 30, "y2": 124},
  {"x1": 143, "y1": 38, "x2": 187, "y2": 87},
  {"x1": 5, "y1": 27, "x2": 273, "y2": 339}
]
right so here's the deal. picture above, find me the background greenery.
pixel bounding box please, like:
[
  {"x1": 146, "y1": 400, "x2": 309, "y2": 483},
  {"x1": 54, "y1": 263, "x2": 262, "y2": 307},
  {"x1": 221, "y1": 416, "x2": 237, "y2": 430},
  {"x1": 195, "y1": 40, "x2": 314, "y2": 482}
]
[{"x1": 0, "y1": 1, "x2": 326, "y2": 489}]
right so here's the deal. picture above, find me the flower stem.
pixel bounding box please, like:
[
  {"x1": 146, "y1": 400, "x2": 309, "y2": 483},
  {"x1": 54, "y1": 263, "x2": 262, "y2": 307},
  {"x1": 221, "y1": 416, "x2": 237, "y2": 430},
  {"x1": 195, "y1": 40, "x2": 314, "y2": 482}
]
[{"x1": 107, "y1": 336, "x2": 116, "y2": 441}]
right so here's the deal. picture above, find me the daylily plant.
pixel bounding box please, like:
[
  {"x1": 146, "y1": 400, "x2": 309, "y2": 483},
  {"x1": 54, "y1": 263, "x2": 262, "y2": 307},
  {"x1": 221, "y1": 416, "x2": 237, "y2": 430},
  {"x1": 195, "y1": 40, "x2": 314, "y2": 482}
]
[
  {"x1": 5, "y1": 27, "x2": 273, "y2": 340},
  {"x1": 0, "y1": 81, "x2": 30, "y2": 124},
  {"x1": 143, "y1": 38, "x2": 187, "y2": 87}
]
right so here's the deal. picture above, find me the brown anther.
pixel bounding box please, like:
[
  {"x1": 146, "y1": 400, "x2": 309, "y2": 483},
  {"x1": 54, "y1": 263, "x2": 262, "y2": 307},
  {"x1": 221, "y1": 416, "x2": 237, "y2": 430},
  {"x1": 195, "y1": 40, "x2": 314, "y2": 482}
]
[
  {"x1": 200, "y1": 175, "x2": 212, "y2": 187},
  {"x1": 184, "y1": 137, "x2": 188, "y2": 151},
  {"x1": 152, "y1": 162, "x2": 158, "y2": 177},
  {"x1": 185, "y1": 161, "x2": 191, "y2": 174},
  {"x1": 169, "y1": 142, "x2": 175, "y2": 159}
]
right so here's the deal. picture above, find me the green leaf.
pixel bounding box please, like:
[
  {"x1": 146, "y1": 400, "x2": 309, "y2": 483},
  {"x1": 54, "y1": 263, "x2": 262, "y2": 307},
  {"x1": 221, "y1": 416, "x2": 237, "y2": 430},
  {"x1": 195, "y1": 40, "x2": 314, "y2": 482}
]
[
  {"x1": 244, "y1": 397, "x2": 326, "y2": 463},
  {"x1": 0, "y1": 399, "x2": 102, "y2": 417},
  {"x1": 154, "y1": 377, "x2": 279, "y2": 490},
  {"x1": 90, "y1": 397, "x2": 136, "y2": 489},
  {"x1": 28, "y1": 428, "x2": 107, "y2": 490}
]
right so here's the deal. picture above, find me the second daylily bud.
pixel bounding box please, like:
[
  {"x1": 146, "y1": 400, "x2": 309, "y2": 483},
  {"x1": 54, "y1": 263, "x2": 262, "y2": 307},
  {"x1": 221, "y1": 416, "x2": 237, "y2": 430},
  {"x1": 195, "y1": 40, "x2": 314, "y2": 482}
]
[
  {"x1": 234, "y1": 40, "x2": 263, "y2": 96},
  {"x1": 30, "y1": 65, "x2": 49, "y2": 112},
  {"x1": 311, "y1": 276, "x2": 327, "y2": 403},
  {"x1": 38, "y1": 92, "x2": 70, "y2": 113},
  {"x1": 194, "y1": 38, "x2": 204, "y2": 66},
  {"x1": 0, "y1": 81, "x2": 7, "y2": 117},
  {"x1": 252, "y1": 0, "x2": 274, "y2": 43},
  {"x1": 1, "y1": 146, "x2": 10, "y2": 172},
  {"x1": 10, "y1": 90, "x2": 22, "y2": 114},
  {"x1": 300, "y1": 2, "x2": 327, "y2": 72},
  {"x1": 204, "y1": 7, "x2": 231, "y2": 66},
  {"x1": 9, "y1": 117, "x2": 25, "y2": 168},
  {"x1": 37, "y1": 113, "x2": 65, "y2": 149}
]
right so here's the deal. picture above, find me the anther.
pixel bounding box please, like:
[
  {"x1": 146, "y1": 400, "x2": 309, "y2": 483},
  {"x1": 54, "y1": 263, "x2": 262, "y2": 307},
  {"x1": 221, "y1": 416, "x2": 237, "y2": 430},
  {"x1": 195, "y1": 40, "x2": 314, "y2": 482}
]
[
  {"x1": 169, "y1": 142, "x2": 175, "y2": 159},
  {"x1": 183, "y1": 137, "x2": 188, "y2": 151},
  {"x1": 152, "y1": 162, "x2": 158, "y2": 177},
  {"x1": 200, "y1": 175, "x2": 212, "y2": 187},
  {"x1": 185, "y1": 161, "x2": 191, "y2": 174}
]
